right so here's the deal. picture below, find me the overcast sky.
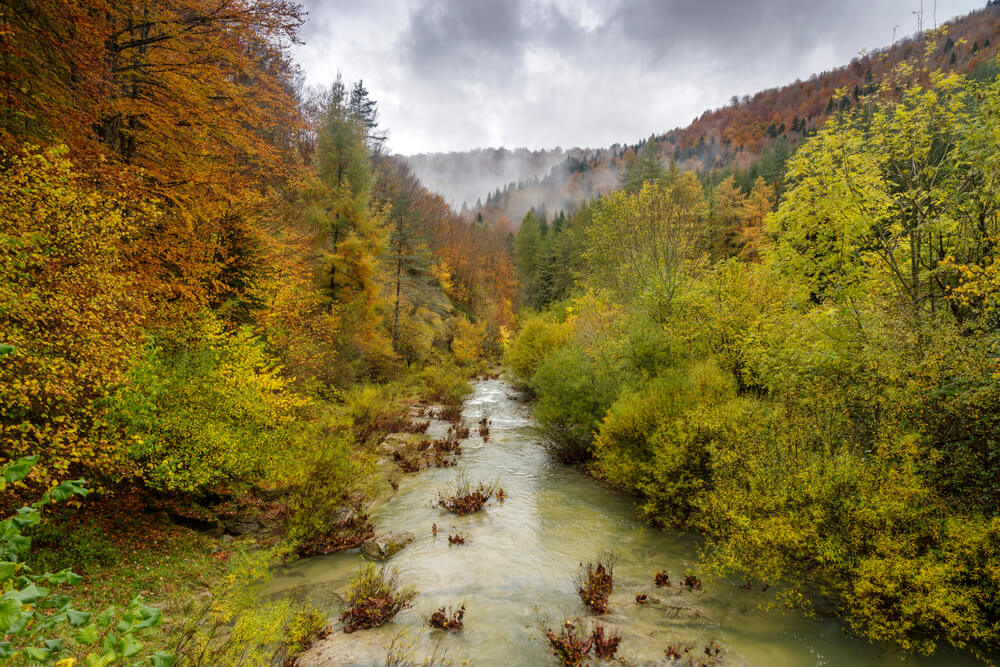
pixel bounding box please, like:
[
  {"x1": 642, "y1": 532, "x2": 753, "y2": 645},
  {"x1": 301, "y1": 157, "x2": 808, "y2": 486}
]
[{"x1": 293, "y1": 0, "x2": 986, "y2": 155}]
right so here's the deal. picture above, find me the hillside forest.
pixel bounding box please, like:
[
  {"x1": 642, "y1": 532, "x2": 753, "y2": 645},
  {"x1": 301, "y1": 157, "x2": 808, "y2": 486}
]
[
  {"x1": 0, "y1": 1, "x2": 513, "y2": 664},
  {"x1": 4, "y1": 0, "x2": 1000, "y2": 665}
]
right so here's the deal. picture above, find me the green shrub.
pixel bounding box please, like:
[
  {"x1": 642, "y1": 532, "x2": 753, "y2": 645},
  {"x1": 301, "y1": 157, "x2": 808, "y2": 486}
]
[
  {"x1": 0, "y1": 456, "x2": 172, "y2": 666},
  {"x1": 503, "y1": 314, "x2": 568, "y2": 387},
  {"x1": 420, "y1": 364, "x2": 471, "y2": 406},
  {"x1": 343, "y1": 383, "x2": 410, "y2": 444},
  {"x1": 593, "y1": 360, "x2": 734, "y2": 522},
  {"x1": 107, "y1": 313, "x2": 306, "y2": 493},
  {"x1": 285, "y1": 413, "x2": 376, "y2": 546},
  {"x1": 530, "y1": 344, "x2": 618, "y2": 462}
]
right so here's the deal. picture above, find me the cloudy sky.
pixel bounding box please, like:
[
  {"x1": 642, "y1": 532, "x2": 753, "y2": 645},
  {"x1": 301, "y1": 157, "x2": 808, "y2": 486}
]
[{"x1": 293, "y1": 0, "x2": 985, "y2": 155}]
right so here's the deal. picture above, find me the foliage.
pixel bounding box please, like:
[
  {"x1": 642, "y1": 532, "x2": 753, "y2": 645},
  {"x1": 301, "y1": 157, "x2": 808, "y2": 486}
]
[
  {"x1": 503, "y1": 314, "x2": 569, "y2": 387},
  {"x1": 173, "y1": 547, "x2": 323, "y2": 666},
  {"x1": 511, "y1": 64, "x2": 1000, "y2": 658},
  {"x1": 432, "y1": 478, "x2": 496, "y2": 515},
  {"x1": 106, "y1": 314, "x2": 306, "y2": 493},
  {"x1": 419, "y1": 365, "x2": 472, "y2": 407},
  {"x1": 339, "y1": 562, "x2": 416, "y2": 632},
  {"x1": 285, "y1": 413, "x2": 376, "y2": 548},
  {"x1": 0, "y1": 456, "x2": 172, "y2": 666},
  {"x1": 576, "y1": 554, "x2": 616, "y2": 615},
  {"x1": 529, "y1": 344, "x2": 617, "y2": 463},
  {"x1": 0, "y1": 146, "x2": 146, "y2": 485}
]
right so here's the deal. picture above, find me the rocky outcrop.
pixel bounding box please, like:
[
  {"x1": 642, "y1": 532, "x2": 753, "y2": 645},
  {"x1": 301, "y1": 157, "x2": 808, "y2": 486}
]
[{"x1": 360, "y1": 530, "x2": 414, "y2": 560}]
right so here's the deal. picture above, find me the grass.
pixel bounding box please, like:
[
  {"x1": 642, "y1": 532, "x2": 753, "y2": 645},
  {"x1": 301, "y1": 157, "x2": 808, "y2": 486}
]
[{"x1": 27, "y1": 490, "x2": 227, "y2": 655}]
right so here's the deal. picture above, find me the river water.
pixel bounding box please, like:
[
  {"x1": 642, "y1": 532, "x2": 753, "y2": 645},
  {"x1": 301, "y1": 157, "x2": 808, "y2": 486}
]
[{"x1": 269, "y1": 379, "x2": 979, "y2": 666}]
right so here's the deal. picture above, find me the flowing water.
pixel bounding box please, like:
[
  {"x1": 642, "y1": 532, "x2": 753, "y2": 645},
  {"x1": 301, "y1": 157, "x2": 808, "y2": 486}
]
[{"x1": 269, "y1": 379, "x2": 979, "y2": 666}]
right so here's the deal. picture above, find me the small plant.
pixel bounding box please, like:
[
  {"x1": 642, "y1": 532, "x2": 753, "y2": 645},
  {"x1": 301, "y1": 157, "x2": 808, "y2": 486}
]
[
  {"x1": 654, "y1": 570, "x2": 671, "y2": 587},
  {"x1": 682, "y1": 573, "x2": 702, "y2": 590},
  {"x1": 477, "y1": 417, "x2": 490, "y2": 441},
  {"x1": 590, "y1": 625, "x2": 622, "y2": 659},
  {"x1": 279, "y1": 607, "x2": 331, "y2": 661},
  {"x1": 433, "y1": 478, "x2": 496, "y2": 515},
  {"x1": 664, "y1": 640, "x2": 723, "y2": 664},
  {"x1": 541, "y1": 620, "x2": 622, "y2": 666},
  {"x1": 339, "y1": 562, "x2": 416, "y2": 633},
  {"x1": 576, "y1": 553, "x2": 616, "y2": 615},
  {"x1": 0, "y1": 456, "x2": 173, "y2": 665},
  {"x1": 635, "y1": 593, "x2": 659, "y2": 605},
  {"x1": 495, "y1": 487, "x2": 507, "y2": 502},
  {"x1": 542, "y1": 621, "x2": 592, "y2": 667},
  {"x1": 664, "y1": 643, "x2": 693, "y2": 660},
  {"x1": 427, "y1": 604, "x2": 465, "y2": 631},
  {"x1": 435, "y1": 404, "x2": 463, "y2": 423},
  {"x1": 447, "y1": 533, "x2": 465, "y2": 545}
]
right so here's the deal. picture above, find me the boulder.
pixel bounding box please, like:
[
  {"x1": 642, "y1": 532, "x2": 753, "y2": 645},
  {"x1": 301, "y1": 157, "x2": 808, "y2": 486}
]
[{"x1": 360, "y1": 531, "x2": 414, "y2": 560}]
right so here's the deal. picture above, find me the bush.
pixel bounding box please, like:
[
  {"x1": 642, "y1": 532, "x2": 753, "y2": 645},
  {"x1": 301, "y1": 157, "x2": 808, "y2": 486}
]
[
  {"x1": 530, "y1": 344, "x2": 619, "y2": 463},
  {"x1": 107, "y1": 313, "x2": 306, "y2": 493},
  {"x1": 593, "y1": 360, "x2": 734, "y2": 521},
  {"x1": 340, "y1": 562, "x2": 416, "y2": 632},
  {"x1": 433, "y1": 478, "x2": 496, "y2": 515},
  {"x1": 420, "y1": 364, "x2": 471, "y2": 406},
  {"x1": 576, "y1": 554, "x2": 616, "y2": 615},
  {"x1": 503, "y1": 314, "x2": 568, "y2": 387},
  {"x1": 0, "y1": 146, "x2": 147, "y2": 486},
  {"x1": 343, "y1": 383, "x2": 410, "y2": 445},
  {"x1": 285, "y1": 415, "x2": 376, "y2": 551}
]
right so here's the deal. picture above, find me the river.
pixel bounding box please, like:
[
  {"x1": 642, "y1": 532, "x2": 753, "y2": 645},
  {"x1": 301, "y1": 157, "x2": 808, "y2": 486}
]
[{"x1": 269, "y1": 379, "x2": 979, "y2": 666}]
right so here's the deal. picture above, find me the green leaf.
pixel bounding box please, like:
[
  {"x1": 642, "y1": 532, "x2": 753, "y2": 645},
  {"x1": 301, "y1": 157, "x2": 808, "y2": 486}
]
[
  {"x1": 46, "y1": 569, "x2": 82, "y2": 585},
  {"x1": 0, "y1": 561, "x2": 18, "y2": 583},
  {"x1": 4, "y1": 582, "x2": 49, "y2": 603},
  {"x1": 132, "y1": 602, "x2": 162, "y2": 630},
  {"x1": 23, "y1": 646, "x2": 49, "y2": 661},
  {"x1": 43, "y1": 637, "x2": 64, "y2": 652},
  {"x1": 68, "y1": 608, "x2": 92, "y2": 626},
  {"x1": 3, "y1": 456, "x2": 38, "y2": 484},
  {"x1": 47, "y1": 479, "x2": 89, "y2": 502},
  {"x1": 149, "y1": 652, "x2": 176, "y2": 667},
  {"x1": 0, "y1": 344, "x2": 15, "y2": 359},
  {"x1": 75, "y1": 623, "x2": 100, "y2": 645},
  {"x1": 0, "y1": 598, "x2": 22, "y2": 633},
  {"x1": 95, "y1": 606, "x2": 115, "y2": 627},
  {"x1": 118, "y1": 633, "x2": 143, "y2": 658}
]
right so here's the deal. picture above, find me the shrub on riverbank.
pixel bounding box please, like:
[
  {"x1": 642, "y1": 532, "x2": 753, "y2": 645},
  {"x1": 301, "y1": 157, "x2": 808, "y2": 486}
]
[
  {"x1": 576, "y1": 554, "x2": 616, "y2": 615},
  {"x1": 433, "y1": 478, "x2": 496, "y2": 515},
  {"x1": 506, "y1": 67, "x2": 1000, "y2": 658},
  {"x1": 340, "y1": 563, "x2": 416, "y2": 632}
]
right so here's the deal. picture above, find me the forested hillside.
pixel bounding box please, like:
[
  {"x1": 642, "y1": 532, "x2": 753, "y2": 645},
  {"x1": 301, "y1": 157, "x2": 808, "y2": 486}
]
[
  {"x1": 0, "y1": 1, "x2": 512, "y2": 663},
  {"x1": 507, "y1": 52, "x2": 1000, "y2": 660},
  {"x1": 473, "y1": 2, "x2": 1000, "y2": 227}
]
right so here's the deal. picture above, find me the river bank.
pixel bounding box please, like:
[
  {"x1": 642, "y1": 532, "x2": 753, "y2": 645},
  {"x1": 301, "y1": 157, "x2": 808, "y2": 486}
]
[{"x1": 270, "y1": 378, "x2": 981, "y2": 666}]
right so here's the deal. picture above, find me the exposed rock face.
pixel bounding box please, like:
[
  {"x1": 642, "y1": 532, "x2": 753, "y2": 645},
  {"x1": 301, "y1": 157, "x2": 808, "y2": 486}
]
[{"x1": 360, "y1": 531, "x2": 414, "y2": 560}]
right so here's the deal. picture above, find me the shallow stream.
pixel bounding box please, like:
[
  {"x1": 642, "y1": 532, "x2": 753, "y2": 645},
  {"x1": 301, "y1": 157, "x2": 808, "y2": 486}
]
[{"x1": 269, "y1": 379, "x2": 978, "y2": 666}]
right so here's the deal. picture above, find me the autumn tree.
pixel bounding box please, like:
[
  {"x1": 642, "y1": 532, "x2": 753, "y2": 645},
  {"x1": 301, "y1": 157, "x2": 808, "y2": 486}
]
[{"x1": 585, "y1": 174, "x2": 705, "y2": 317}]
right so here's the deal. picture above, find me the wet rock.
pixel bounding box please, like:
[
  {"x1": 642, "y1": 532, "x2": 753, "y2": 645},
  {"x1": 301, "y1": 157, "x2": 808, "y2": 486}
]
[
  {"x1": 360, "y1": 530, "x2": 414, "y2": 560},
  {"x1": 377, "y1": 433, "x2": 423, "y2": 456}
]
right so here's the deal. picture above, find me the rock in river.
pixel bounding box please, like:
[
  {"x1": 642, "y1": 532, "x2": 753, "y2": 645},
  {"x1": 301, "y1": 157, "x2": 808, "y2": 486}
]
[{"x1": 360, "y1": 530, "x2": 414, "y2": 560}]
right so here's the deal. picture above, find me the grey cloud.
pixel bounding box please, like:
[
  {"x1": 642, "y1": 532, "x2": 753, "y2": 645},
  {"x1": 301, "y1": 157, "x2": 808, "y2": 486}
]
[{"x1": 294, "y1": 0, "x2": 985, "y2": 156}]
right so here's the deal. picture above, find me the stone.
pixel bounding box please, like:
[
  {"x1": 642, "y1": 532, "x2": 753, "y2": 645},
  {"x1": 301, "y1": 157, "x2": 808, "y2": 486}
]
[{"x1": 360, "y1": 530, "x2": 414, "y2": 560}]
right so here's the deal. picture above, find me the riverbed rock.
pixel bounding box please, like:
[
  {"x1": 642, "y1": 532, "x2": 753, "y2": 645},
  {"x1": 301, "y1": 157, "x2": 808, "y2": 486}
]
[
  {"x1": 377, "y1": 433, "x2": 423, "y2": 456},
  {"x1": 360, "y1": 530, "x2": 414, "y2": 560}
]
